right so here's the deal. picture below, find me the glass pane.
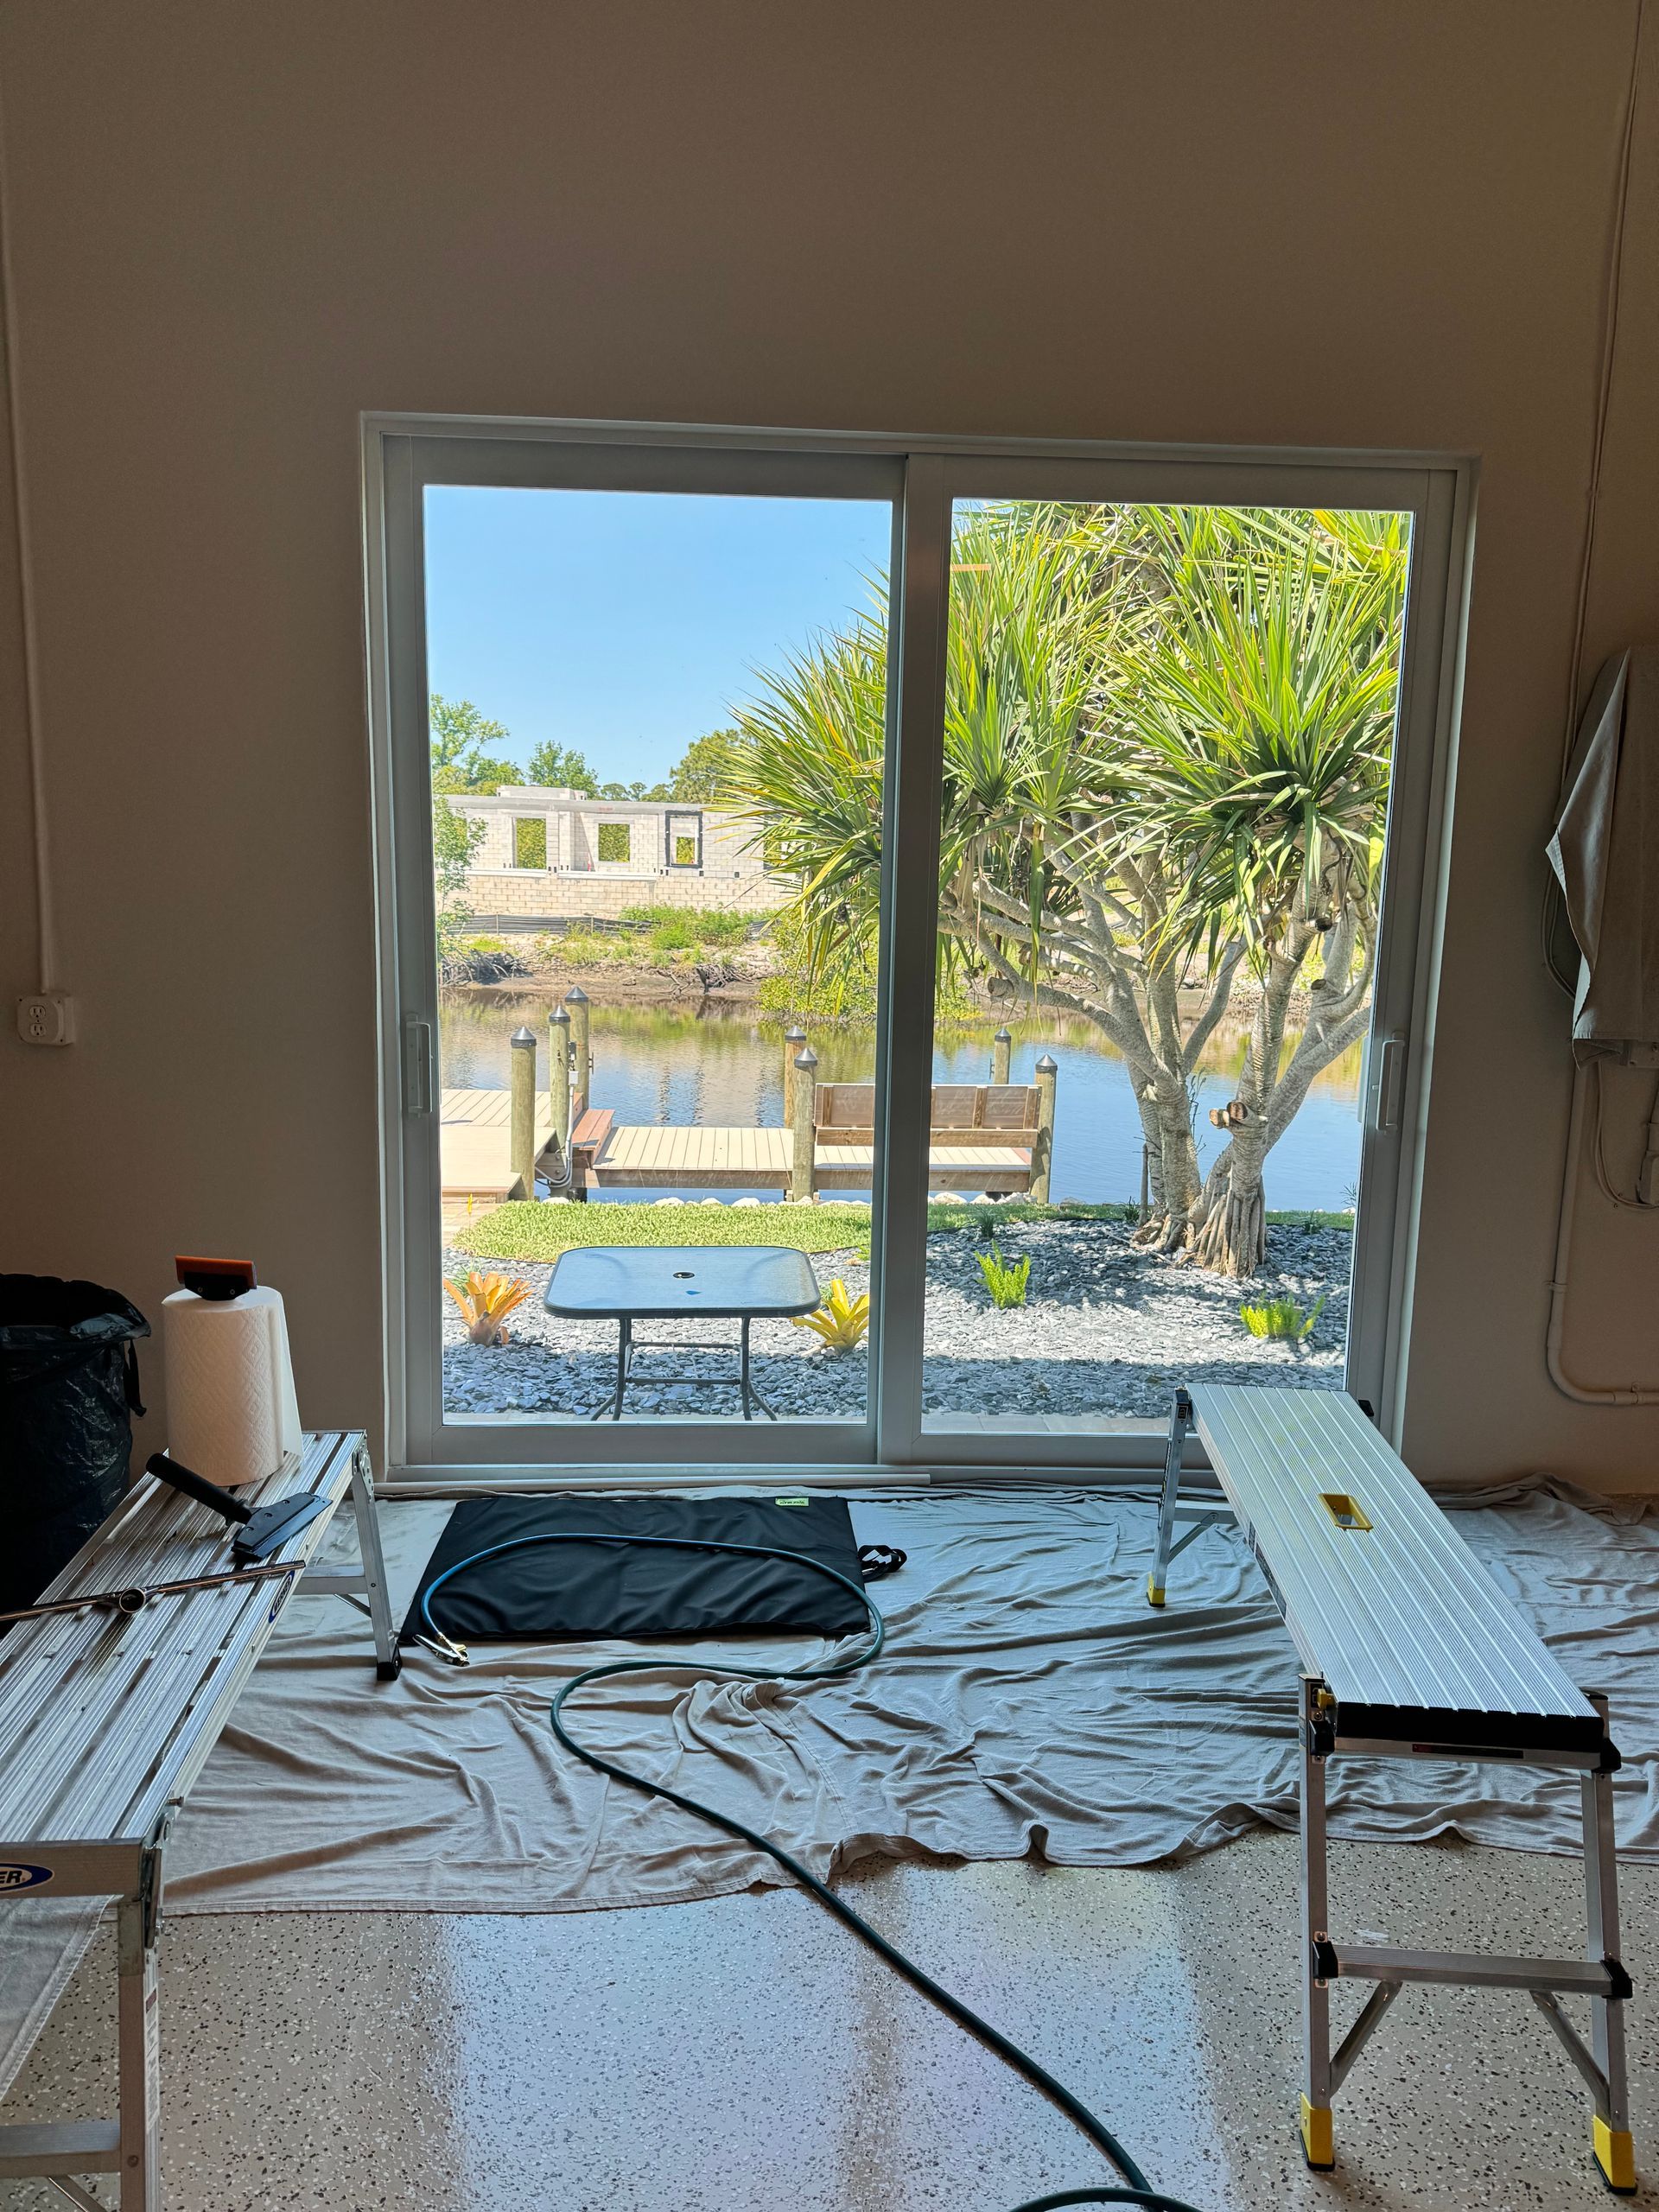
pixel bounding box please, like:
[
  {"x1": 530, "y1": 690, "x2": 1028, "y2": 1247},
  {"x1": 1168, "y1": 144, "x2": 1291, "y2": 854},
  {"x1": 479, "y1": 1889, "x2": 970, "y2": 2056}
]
[
  {"x1": 424, "y1": 486, "x2": 893, "y2": 1427},
  {"x1": 918, "y1": 500, "x2": 1412, "y2": 1438}
]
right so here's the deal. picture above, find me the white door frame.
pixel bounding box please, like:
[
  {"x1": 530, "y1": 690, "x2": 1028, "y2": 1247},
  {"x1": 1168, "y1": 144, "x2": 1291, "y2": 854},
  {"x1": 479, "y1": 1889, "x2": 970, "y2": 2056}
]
[{"x1": 361, "y1": 415, "x2": 1474, "y2": 1487}]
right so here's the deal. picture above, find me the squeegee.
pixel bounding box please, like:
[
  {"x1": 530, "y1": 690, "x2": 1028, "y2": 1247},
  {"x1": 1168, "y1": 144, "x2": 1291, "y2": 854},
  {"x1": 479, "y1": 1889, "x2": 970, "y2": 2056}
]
[{"x1": 143, "y1": 1452, "x2": 329, "y2": 1560}]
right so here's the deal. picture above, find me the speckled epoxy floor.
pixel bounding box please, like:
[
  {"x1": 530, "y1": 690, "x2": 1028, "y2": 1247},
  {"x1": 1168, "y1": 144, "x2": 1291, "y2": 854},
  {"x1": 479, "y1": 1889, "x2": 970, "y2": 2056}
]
[{"x1": 3, "y1": 1828, "x2": 1655, "y2": 2210}]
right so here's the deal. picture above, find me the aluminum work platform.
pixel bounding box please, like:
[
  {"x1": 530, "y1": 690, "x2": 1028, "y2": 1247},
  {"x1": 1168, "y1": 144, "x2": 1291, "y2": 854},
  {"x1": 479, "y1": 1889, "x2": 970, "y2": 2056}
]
[
  {"x1": 0, "y1": 1429, "x2": 394, "y2": 2210},
  {"x1": 1149, "y1": 1383, "x2": 1634, "y2": 2193}
]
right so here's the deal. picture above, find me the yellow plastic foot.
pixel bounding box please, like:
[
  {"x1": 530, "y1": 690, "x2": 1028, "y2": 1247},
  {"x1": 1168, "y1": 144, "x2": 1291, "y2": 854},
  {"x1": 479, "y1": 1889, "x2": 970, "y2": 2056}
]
[
  {"x1": 1300, "y1": 2096, "x2": 1334, "y2": 2171},
  {"x1": 1593, "y1": 2116, "x2": 1636, "y2": 2194},
  {"x1": 1147, "y1": 1575, "x2": 1166, "y2": 1607}
]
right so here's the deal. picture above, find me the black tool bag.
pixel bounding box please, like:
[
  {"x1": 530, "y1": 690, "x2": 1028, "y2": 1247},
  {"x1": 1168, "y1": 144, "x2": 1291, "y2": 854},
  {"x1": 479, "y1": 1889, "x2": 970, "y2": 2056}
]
[{"x1": 0, "y1": 1274, "x2": 149, "y2": 1615}]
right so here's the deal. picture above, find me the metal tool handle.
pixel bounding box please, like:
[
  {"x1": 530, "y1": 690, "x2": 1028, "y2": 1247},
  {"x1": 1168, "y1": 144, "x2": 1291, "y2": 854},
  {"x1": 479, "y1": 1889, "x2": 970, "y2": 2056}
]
[{"x1": 144, "y1": 1452, "x2": 252, "y2": 1526}]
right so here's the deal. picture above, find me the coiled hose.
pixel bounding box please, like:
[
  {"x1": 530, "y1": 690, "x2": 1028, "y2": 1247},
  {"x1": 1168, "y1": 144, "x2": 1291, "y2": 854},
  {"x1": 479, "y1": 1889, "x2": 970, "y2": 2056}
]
[{"x1": 420, "y1": 1530, "x2": 1207, "y2": 2212}]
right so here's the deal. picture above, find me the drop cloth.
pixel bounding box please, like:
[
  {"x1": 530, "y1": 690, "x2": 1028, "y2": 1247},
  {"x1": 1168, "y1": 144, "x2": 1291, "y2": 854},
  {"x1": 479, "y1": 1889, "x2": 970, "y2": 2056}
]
[{"x1": 155, "y1": 1481, "x2": 1659, "y2": 1914}]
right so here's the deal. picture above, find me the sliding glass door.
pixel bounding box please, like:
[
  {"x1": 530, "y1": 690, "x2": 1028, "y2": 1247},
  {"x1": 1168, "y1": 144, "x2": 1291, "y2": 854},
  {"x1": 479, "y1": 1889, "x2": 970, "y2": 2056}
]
[{"x1": 365, "y1": 428, "x2": 1465, "y2": 1479}]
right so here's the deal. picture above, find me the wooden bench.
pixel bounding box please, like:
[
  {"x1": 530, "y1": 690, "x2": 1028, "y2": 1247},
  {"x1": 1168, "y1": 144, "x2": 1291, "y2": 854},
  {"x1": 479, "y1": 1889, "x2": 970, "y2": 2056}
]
[
  {"x1": 0, "y1": 1431, "x2": 395, "y2": 2210},
  {"x1": 813, "y1": 1082, "x2": 1045, "y2": 1196},
  {"x1": 1148, "y1": 1383, "x2": 1634, "y2": 2192}
]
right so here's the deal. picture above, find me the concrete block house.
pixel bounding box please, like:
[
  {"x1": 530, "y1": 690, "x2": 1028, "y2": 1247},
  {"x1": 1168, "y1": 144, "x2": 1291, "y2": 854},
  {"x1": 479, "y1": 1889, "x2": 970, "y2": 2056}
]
[{"x1": 452, "y1": 785, "x2": 793, "y2": 929}]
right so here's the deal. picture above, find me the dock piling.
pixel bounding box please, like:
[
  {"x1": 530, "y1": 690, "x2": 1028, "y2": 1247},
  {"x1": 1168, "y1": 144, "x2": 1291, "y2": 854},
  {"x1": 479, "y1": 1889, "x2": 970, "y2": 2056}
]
[
  {"x1": 991, "y1": 1027, "x2": 1012, "y2": 1085},
  {"x1": 791, "y1": 1046, "x2": 818, "y2": 1201},
  {"x1": 549, "y1": 1005, "x2": 571, "y2": 1157},
  {"x1": 510, "y1": 1027, "x2": 538, "y2": 1200},
  {"x1": 567, "y1": 986, "x2": 591, "y2": 1119},
  {"x1": 783, "y1": 1026, "x2": 807, "y2": 1129},
  {"x1": 1033, "y1": 1053, "x2": 1058, "y2": 1204}
]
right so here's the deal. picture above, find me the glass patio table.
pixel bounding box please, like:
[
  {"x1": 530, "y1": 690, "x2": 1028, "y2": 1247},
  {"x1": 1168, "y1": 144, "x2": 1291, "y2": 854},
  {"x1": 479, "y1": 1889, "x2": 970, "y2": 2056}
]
[{"x1": 543, "y1": 1244, "x2": 823, "y2": 1421}]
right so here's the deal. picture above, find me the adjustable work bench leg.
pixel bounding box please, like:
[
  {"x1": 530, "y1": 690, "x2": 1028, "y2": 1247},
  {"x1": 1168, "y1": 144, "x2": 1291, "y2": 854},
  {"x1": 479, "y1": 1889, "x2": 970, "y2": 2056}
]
[
  {"x1": 349, "y1": 1444, "x2": 400, "y2": 1682},
  {"x1": 1300, "y1": 1675, "x2": 1335, "y2": 2170},
  {"x1": 1147, "y1": 1389, "x2": 1192, "y2": 1605},
  {"x1": 1583, "y1": 1691, "x2": 1636, "y2": 2194},
  {"x1": 116, "y1": 1896, "x2": 160, "y2": 2210}
]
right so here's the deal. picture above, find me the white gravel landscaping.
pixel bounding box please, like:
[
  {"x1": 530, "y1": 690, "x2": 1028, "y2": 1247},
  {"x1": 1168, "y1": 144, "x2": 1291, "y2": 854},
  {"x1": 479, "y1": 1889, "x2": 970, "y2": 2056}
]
[{"x1": 442, "y1": 1214, "x2": 1351, "y2": 1422}]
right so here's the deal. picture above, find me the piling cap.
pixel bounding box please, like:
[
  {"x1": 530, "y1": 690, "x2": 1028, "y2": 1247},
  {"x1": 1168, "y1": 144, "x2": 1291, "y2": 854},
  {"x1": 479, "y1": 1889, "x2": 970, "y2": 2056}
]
[
  {"x1": 794, "y1": 1046, "x2": 819, "y2": 1069},
  {"x1": 1035, "y1": 1052, "x2": 1058, "y2": 1072},
  {"x1": 565, "y1": 985, "x2": 589, "y2": 1004},
  {"x1": 785, "y1": 1023, "x2": 807, "y2": 1041},
  {"x1": 551, "y1": 1005, "x2": 571, "y2": 1028},
  {"x1": 511, "y1": 1026, "x2": 537, "y2": 1047},
  {"x1": 994, "y1": 1027, "x2": 1013, "y2": 1042}
]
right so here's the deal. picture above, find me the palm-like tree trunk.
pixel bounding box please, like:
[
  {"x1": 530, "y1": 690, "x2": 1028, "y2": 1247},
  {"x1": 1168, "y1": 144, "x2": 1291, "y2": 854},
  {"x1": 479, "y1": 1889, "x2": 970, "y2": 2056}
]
[
  {"x1": 1190, "y1": 909, "x2": 1376, "y2": 1275},
  {"x1": 946, "y1": 842, "x2": 1241, "y2": 1248}
]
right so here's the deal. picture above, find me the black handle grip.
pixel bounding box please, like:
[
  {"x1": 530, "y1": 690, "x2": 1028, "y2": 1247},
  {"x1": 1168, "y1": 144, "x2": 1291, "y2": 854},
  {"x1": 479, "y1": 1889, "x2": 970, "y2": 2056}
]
[{"x1": 144, "y1": 1452, "x2": 252, "y2": 1526}]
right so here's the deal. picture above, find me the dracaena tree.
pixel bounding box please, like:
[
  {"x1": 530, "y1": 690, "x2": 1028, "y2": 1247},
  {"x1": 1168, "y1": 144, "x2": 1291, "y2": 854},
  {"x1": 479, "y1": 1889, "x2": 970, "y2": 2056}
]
[
  {"x1": 1105, "y1": 505, "x2": 1407, "y2": 1274},
  {"x1": 722, "y1": 505, "x2": 1244, "y2": 1225}
]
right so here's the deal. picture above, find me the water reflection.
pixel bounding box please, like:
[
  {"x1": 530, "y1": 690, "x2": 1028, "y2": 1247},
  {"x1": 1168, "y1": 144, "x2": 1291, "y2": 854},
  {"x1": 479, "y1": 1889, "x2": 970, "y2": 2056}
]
[{"x1": 441, "y1": 994, "x2": 1361, "y2": 1213}]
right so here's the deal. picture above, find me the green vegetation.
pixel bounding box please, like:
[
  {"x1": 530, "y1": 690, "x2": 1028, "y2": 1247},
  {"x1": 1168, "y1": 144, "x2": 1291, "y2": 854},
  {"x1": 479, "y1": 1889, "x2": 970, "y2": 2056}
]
[
  {"x1": 525, "y1": 908, "x2": 762, "y2": 972},
  {"x1": 430, "y1": 696, "x2": 523, "y2": 793},
  {"x1": 976, "y1": 1243, "x2": 1032, "y2": 1308},
  {"x1": 596, "y1": 822, "x2": 632, "y2": 864},
  {"x1": 666, "y1": 729, "x2": 741, "y2": 801},
  {"x1": 456, "y1": 1195, "x2": 1348, "y2": 1265},
  {"x1": 457, "y1": 1200, "x2": 874, "y2": 1261},
  {"x1": 1237, "y1": 1293, "x2": 1328, "y2": 1343},
  {"x1": 513, "y1": 817, "x2": 548, "y2": 869},
  {"x1": 526, "y1": 739, "x2": 601, "y2": 791},
  {"x1": 719, "y1": 504, "x2": 1405, "y2": 1277}
]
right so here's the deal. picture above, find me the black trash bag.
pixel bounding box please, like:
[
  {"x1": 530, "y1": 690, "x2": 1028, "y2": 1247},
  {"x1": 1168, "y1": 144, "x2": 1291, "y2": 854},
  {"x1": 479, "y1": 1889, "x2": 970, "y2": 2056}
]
[{"x1": 0, "y1": 1274, "x2": 149, "y2": 1616}]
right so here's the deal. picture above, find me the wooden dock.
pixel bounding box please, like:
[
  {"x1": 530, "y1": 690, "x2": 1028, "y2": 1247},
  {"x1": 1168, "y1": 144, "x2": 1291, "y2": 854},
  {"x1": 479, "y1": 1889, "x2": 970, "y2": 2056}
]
[
  {"x1": 441, "y1": 1088, "x2": 559, "y2": 1205},
  {"x1": 441, "y1": 1038, "x2": 1056, "y2": 1216}
]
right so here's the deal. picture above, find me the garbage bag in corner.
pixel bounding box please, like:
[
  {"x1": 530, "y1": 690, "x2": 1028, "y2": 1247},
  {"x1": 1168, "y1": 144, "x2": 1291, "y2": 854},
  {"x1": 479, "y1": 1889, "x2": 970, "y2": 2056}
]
[{"x1": 0, "y1": 1275, "x2": 150, "y2": 1615}]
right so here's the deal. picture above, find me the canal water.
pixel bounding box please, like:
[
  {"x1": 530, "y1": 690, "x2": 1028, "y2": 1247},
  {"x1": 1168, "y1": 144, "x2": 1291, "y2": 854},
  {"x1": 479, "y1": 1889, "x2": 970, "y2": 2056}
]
[{"x1": 440, "y1": 995, "x2": 1363, "y2": 1213}]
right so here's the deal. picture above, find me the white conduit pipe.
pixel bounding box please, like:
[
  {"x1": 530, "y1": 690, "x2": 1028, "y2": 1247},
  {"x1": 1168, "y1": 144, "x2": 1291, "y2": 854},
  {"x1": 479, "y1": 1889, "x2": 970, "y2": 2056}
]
[
  {"x1": 1546, "y1": 1060, "x2": 1659, "y2": 1406},
  {"x1": 1543, "y1": 3, "x2": 1650, "y2": 1406}
]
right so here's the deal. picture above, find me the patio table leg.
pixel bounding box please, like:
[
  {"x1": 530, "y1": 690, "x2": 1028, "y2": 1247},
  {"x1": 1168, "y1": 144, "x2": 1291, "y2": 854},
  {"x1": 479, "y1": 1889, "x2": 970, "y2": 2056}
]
[
  {"x1": 591, "y1": 1318, "x2": 632, "y2": 1420},
  {"x1": 740, "y1": 1317, "x2": 779, "y2": 1421}
]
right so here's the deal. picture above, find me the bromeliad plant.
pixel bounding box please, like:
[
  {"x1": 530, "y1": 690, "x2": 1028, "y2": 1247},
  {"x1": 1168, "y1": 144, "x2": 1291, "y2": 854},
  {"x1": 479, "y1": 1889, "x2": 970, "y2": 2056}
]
[
  {"x1": 977, "y1": 1242, "x2": 1032, "y2": 1309},
  {"x1": 792, "y1": 1279, "x2": 870, "y2": 1354},
  {"x1": 444, "y1": 1270, "x2": 534, "y2": 1346}
]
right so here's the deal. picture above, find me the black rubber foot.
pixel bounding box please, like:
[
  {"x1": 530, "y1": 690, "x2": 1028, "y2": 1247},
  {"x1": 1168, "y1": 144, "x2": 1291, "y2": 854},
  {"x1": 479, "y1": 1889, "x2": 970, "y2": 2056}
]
[{"x1": 376, "y1": 1656, "x2": 403, "y2": 1681}]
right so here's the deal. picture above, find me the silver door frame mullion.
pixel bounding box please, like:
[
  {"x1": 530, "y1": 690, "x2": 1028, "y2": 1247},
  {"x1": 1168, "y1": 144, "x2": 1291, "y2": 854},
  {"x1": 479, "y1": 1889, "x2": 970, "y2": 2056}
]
[{"x1": 871, "y1": 457, "x2": 950, "y2": 1465}]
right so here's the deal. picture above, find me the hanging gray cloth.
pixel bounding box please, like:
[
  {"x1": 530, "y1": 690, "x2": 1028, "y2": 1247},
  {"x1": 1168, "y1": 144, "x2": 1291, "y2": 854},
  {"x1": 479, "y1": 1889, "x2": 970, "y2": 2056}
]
[{"x1": 1547, "y1": 651, "x2": 1659, "y2": 1060}]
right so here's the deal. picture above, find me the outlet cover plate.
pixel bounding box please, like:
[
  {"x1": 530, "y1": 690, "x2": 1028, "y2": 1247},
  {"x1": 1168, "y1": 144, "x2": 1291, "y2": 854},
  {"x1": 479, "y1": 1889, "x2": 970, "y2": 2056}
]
[{"x1": 16, "y1": 994, "x2": 75, "y2": 1045}]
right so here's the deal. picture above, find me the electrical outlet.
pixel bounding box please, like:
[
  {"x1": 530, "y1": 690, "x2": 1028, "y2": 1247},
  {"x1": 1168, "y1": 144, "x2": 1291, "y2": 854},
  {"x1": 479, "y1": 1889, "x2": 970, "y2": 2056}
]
[{"x1": 16, "y1": 993, "x2": 75, "y2": 1046}]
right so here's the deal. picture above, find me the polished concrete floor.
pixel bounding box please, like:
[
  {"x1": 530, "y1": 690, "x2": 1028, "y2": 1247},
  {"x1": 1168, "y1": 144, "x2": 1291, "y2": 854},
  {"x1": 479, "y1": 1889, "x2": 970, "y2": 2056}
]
[{"x1": 3, "y1": 1828, "x2": 1655, "y2": 2209}]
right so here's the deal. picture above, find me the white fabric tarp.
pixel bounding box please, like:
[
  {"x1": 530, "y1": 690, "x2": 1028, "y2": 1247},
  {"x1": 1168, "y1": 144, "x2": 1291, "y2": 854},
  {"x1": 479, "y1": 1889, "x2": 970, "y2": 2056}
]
[
  {"x1": 10, "y1": 1479, "x2": 1659, "y2": 2101},
  {"x1": 157, "y1": 1482, "x2": 1659, "y2": 1912}
]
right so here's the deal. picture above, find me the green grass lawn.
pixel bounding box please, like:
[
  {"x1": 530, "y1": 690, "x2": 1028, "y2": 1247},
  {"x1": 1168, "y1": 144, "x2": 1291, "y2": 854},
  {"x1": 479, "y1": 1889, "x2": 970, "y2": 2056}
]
[
  {"x1": 449, "y1": 1195, "x2": 1349, "y2": 1263},
  {"x1": 455, "y1": 1197, "x2": 1355, "y2": 1264}
]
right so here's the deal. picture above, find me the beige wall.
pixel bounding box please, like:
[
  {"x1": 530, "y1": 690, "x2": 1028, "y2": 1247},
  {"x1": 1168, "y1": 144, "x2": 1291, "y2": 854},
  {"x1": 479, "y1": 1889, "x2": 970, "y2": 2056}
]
[{"x1": 1, "y1": 2, "x2": 1655, "y2": 1483}]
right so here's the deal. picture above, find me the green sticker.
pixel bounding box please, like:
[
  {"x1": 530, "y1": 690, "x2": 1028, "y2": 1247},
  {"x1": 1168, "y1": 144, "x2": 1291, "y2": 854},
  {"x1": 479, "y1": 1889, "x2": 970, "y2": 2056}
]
[{"x1": 774, "y1": 1496, "x2": 810, "y2": 1508}]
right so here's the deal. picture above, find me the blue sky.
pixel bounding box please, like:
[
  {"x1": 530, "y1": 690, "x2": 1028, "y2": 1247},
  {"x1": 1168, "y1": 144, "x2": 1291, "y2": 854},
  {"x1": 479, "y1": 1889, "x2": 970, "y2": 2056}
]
[{"x1": 423, "y1": 487, "x2": 893, "y2": 784}]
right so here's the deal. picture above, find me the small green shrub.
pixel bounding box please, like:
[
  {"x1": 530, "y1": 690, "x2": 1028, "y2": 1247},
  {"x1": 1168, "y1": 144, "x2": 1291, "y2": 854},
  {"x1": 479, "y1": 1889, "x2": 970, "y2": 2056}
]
[
  {"x1": 649, "y1": 916, "x2": 700, "y2": 954},
  {"x1": 977, "y1": 1242, "x2": 1031, "y2": 1309},
  {"x1": 696, "y1": 909, "x2": 753, "y2": 944},
  {"x1": 1238, "y1": 1294, "x2": 1327, "y2": 1343},
  {"x1": 597, "y1": 823, "x2": 632, "y2": 864}
]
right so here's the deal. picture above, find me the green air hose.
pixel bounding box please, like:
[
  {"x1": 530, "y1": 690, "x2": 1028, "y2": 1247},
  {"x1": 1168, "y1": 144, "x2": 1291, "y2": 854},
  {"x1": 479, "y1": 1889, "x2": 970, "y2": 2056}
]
[{"x1": 420, "y1": 1531, "x2": 1207, "y2": 2212}]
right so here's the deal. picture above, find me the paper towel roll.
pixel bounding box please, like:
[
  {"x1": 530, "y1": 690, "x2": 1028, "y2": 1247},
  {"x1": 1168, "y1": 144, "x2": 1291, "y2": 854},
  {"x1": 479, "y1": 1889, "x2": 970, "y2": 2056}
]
[{"x1": 162, "y1": 1286, "x2": 302, "y2": 1487}]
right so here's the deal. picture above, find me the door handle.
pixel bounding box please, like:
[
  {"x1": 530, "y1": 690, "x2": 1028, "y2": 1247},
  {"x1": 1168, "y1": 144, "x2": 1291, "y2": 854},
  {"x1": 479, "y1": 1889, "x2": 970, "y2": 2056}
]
[
  {"x1": 1370, "y1": 1034, "x2": 1406, "y2": 1134},
  {"x1": 403, "y1": 1015, "x2": 434, "y2": 1116}
]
